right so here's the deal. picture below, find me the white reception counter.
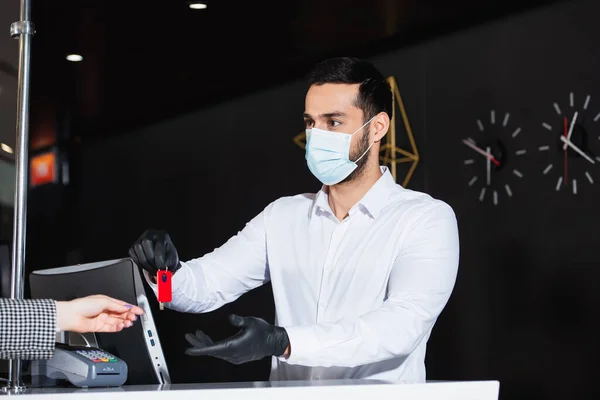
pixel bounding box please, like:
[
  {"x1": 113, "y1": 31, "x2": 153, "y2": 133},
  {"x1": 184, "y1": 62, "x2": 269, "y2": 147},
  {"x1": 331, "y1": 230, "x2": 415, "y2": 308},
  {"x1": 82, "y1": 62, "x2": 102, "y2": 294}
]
[{"x1": 1, "y1": 379, "x2": 500, "y2": 399}]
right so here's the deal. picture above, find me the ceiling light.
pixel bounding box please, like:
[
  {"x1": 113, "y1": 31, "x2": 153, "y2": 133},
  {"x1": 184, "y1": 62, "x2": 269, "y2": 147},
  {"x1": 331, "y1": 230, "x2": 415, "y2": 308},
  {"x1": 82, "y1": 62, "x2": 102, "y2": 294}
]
[
  {"x1": 1, "y1": 143, "x2": 14, "y2": 154},
  {"x1": 66, "y1": 54, "x2": 83, "y2": 62},
  {"x1": 189, "y1": 3, "x2": 207, "y2": 9}
]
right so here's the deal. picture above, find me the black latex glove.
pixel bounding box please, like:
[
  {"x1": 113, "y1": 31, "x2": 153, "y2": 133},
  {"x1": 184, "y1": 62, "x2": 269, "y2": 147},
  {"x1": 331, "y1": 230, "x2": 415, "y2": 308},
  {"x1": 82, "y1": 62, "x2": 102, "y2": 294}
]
[
  {"x1": 128, "y1": 229, "x2": 181, "y2": 275},
  {"x1": 185, "y1": 315, "x2": 290, "y2": 365}
]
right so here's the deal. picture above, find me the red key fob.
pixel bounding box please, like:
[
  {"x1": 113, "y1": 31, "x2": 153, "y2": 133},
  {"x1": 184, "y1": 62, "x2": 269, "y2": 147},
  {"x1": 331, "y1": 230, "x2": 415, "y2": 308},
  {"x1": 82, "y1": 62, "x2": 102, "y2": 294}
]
[{"x1": 157, "y1": 269, "x2": 172, "y2": 310}]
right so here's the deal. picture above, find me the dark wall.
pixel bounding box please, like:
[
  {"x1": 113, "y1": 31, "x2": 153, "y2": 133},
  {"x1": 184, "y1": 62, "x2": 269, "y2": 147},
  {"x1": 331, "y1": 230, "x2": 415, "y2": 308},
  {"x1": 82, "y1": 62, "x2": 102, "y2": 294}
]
[
  {"x1": 417, "y1": 2, "x2": 600, "y2": 399},
  {"x1": 28, "y1": 0, "x2": 600, "y2": 397}
]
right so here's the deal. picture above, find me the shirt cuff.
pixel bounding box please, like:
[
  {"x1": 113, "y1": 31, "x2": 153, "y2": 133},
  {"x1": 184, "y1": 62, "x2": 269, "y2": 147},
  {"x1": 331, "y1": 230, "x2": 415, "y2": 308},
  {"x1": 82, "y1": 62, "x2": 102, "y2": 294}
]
[
  {"x1": 142, "y1": 263, "x2": 191, "y2": 298},
  {"x1": 55, "y1": 300, "x2": 60, "y2": 333},
  {"x1": 0, "y1": 298, "x2": 57, "y2": 360},
  {"x1": 279, "y1": 324, "x2": 320, "y2": 365},
  {"x1": 142, "y1": 269, "x2": 158, "y2": 291}
]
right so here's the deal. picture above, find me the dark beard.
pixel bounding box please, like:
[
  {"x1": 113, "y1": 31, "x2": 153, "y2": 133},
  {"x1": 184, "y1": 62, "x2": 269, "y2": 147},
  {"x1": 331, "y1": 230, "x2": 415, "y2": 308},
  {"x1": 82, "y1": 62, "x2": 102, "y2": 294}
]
[{"x1": 339, "y1": 126, "x2": 371, "y2": 185}]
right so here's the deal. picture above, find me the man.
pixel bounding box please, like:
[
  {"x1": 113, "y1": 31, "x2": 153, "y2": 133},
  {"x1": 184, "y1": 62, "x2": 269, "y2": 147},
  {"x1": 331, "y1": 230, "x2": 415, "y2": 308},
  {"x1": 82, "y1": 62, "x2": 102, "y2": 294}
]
[
  {"x1": 129, "y1": 57, "x2": 459, "y2": 383},
  {"x1": 0, "y1": 294, "x2": 144, "y2": 359}
]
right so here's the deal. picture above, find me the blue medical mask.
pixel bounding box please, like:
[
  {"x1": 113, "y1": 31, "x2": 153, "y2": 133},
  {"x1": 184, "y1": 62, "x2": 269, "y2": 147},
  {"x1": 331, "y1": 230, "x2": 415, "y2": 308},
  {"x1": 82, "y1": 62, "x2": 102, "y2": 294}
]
[{"x1": 305, "y1": 116, "x2": 376, "y2": 185}]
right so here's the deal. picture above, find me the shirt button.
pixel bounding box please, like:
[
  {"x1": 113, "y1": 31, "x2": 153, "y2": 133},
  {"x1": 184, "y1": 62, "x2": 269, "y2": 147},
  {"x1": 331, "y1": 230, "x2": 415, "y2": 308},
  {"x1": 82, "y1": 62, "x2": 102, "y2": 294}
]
[{"x1": 312, "y1": 376, "x2": 320, "y2": 380}]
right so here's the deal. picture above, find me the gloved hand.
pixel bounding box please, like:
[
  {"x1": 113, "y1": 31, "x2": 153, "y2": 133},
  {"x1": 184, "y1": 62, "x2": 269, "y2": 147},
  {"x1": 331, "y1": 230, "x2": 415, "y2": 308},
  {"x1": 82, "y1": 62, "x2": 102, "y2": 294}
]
[
  {"x1": 185, "y1": 315, "x2": 290, "y2": 365},
  {"x1": 128, "y1": 229, "x2": 181, "y2": 276}
]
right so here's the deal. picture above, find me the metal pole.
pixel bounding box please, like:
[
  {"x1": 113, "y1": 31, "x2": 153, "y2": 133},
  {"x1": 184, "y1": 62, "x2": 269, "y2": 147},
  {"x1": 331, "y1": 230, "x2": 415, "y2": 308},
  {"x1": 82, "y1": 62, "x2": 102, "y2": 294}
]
[{"x1": 2, "y1": 0, "x2": 34, "y2": 393}]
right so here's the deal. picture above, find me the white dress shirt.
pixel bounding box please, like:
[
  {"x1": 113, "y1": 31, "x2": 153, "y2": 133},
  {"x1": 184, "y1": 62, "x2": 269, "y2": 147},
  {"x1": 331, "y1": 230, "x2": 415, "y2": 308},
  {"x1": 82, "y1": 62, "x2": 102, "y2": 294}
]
[{"x1": 145, "y1": 166, "x2": 459, "y2": 383}]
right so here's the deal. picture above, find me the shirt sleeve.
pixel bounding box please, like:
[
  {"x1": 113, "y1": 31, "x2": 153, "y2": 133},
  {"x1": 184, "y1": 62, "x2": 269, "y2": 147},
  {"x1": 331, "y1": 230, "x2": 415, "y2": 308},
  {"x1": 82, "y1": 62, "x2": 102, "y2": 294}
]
[
  {"x1": 145, "y1": 207, "x2": 270, "y2": 314},
  {"x1": 0, "y1": 298, "x2": 57, "y2": 360},
  {"x1": 281, "y1": 202, "x2": 459, "y2": 368}
]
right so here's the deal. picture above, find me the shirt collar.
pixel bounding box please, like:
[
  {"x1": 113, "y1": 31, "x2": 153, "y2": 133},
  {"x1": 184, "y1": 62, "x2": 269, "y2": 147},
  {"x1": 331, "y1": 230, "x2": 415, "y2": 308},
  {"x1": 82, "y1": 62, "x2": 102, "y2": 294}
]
[{"x1": 310, "y1": 166, "x2": 398, "y2": 220}]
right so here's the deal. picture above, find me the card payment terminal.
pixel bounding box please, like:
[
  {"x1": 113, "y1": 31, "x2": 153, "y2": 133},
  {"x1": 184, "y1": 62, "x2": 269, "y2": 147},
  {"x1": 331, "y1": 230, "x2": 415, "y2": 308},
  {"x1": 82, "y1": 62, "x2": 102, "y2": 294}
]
[{"x1": 31, "y1": 343, "x2": 128, "y2": 388}]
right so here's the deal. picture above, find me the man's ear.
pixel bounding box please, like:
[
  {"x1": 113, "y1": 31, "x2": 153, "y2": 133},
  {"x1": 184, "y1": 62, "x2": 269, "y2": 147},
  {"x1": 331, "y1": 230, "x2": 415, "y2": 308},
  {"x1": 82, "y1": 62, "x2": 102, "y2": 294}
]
[{"x1": 372, "y1": 112, "x2": 390, "y2": 142}]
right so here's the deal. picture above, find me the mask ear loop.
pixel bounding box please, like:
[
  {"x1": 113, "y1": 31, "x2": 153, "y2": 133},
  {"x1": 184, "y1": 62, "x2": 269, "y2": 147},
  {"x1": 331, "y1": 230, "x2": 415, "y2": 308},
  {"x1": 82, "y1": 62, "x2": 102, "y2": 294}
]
[
  {"x1": 352, "y1": 115, "x2": 378, "y2": 163},
  {"x1": 351, "y1": 115, "x2": 377, "y2": 137},
  {"x1": 354, "y1": 140, "x2": 375, "y2": 163}
]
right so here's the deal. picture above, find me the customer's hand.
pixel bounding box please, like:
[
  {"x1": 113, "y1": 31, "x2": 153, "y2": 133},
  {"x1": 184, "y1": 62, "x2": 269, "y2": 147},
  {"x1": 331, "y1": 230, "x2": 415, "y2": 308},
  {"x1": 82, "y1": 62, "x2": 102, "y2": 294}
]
[
  {"x1": 56, "y1": 295, "x2": 144, "y2": 333},
  {"x1": 129, "y1": 229, "x2": 181, "y2": 276}
]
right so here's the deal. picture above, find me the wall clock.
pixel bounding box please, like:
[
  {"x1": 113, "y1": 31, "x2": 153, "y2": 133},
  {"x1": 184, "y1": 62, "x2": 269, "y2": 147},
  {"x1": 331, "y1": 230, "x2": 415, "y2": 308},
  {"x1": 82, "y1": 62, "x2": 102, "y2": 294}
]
[
  {"x1": 538, "y1": 92, "x2": 600, "y2": 194},
  {"x1": 462, "y1": 109, "x2": 527, "y2": 205}
]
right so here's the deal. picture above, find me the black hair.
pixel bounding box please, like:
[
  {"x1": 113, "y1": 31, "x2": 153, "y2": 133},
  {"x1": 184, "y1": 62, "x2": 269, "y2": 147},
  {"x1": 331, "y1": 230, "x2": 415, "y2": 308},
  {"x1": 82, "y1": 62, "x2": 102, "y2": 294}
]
[{"x1": 307, "y1": 57, "x2": 393, "y2": 122}]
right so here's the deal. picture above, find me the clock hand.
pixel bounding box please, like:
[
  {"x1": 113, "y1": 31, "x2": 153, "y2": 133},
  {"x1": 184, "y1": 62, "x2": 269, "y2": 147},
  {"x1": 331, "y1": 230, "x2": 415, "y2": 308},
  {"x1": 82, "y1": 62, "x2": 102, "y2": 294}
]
[
  {"x1": 562, "y1": 111, "x2": 578, "y2": 150},
  {"x1": 462, "y1": 139, "x2": 501, "y2": 166},
  {"x1": 559, "y1": 135, "x2": 595, "y2": 164},
  {"x1": 563, "y1": 116, "x2": 568, "y2": 185},
  {"x1": 486, "y1": 146, "x2": 491, "y2": 186}
]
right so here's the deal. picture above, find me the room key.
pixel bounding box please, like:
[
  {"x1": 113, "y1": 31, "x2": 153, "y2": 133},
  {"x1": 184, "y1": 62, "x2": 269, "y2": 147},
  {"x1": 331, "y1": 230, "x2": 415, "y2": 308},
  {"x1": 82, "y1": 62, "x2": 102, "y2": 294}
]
[{"x1": 157, "y1": 268, "x2": 172, "y2": 310}]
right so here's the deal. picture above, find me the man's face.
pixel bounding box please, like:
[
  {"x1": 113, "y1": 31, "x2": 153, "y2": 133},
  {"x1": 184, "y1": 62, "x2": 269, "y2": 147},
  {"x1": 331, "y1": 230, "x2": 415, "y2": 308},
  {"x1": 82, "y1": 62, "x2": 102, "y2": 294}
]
[{"x1": 303, "y1": 83, "x2": 372, "y2": 184}]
